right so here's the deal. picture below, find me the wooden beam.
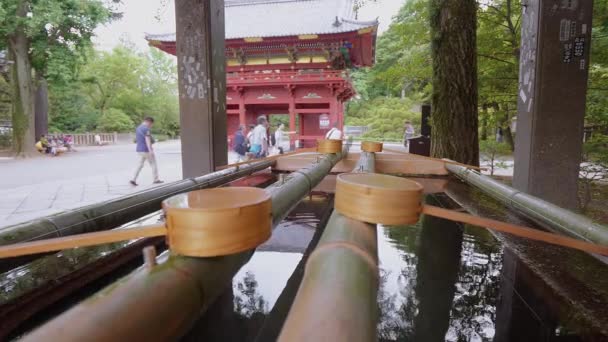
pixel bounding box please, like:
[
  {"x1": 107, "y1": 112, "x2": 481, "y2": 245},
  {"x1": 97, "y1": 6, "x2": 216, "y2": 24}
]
[{"x1": 175, "y1": 0, "x2": 227, "y2": 178}]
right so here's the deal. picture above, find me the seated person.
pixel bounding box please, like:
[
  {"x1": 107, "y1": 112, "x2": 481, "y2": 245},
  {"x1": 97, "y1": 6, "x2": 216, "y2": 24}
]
[
  {"x1": 48, "y1": 138, "x2": 58, "y2": 156},
  {"x1": 36, "y1": 135, "x2": 50, "y2": 154},
  {"x1": 63, "y1": 135, "x2": 75, "y2": 151},
  {"x1": 35, "y1": 140, "x2": 44, "y2": 153}
]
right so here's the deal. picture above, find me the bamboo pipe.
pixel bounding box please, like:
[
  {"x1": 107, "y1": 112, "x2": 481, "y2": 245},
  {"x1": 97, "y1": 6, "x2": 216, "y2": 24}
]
[
  {"x1": 0, "y1": 159, "x2": 275, "y2": 273},
  {"x1": 0, "y1": 225, "x2": 167, "y2": 259},
  {"x1": 279, "y1": 151, "x2": 377, "y2": 342},
  {"x1": 0, "y1": 187, "x2": 273, "y2": 260},
  {"x1": 382, "y1": 147, "x2": 486, "y2": 171},
  {"x1": 334, "y1": 173, "x2": 608, "y2": 256},
  {"x1": 215, "y1": 148, "x2": 316, "y2": 170},
  {"x1": 20, "y1": 151, "x2": 347, "y2": 342},
  {"x1": 421, "y1": 205, "x2": 608, "y2": 256},
  {"x1": 445, "y1": 163, "x2": 608, "y2": 246},
  {"x1": 0, "y1": 159, "x2": 275, "y2": 248}
]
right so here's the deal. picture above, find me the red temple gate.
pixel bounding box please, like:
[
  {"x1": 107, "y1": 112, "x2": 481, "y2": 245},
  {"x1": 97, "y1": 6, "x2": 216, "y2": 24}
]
[{"x1": 147, "y1": 0, "x2": 377, "y2": 148}]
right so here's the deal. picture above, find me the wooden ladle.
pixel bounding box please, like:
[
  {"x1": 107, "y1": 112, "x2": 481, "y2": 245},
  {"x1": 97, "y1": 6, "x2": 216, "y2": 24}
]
[
  {"x1": 0, "y1": 187, "x2": 272, "y2": 259},
  {"x1": 335, "y1": 173, "x2": 608, "y2": 256}
]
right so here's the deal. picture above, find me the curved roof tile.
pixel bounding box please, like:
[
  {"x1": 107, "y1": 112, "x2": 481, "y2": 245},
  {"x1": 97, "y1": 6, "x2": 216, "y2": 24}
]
[{"x1": 146, "y1": 0, "x2": 378, "y2": 41}]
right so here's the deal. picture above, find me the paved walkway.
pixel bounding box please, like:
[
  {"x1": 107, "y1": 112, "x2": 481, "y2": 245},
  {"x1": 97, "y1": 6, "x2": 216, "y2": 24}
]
[{"x1": 0, "y1": 141, "x2": 193, "y2": 228}]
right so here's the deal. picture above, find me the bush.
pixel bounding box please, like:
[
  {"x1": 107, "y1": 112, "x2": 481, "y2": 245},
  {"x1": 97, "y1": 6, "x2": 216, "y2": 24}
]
[
  {"x1": 345, "y1": 97, "x2": 420, "y2": 141},
  {"x1": 479, "y1": 140, "x2": 512, "y2": 175},
  {"x1": 97, "y1": 108, "x2": 135, "y2": 132}
]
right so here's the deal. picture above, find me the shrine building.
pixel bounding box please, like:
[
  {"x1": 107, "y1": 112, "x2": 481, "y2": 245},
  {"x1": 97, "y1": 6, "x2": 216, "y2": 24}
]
[{"x1": 146, "y1": 0, "x2": 378, "y2": 147}]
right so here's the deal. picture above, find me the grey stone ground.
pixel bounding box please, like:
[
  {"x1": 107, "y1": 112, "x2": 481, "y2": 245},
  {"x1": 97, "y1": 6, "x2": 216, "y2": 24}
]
[{"x1": 0, "y1": 140, "x2": 192, "y2": 228}]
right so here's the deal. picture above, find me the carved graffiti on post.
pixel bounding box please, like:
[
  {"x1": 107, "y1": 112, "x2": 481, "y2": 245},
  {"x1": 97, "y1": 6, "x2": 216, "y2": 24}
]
[
  {"x1": 513, "y1": 0, "x2": 593, "y2": 209},
  {"x1": 179, "y1": 29, "x2": 208, "y2": 100},
  {"x1": 518, "y1": 2, "x2": 538, "y2": 114}
]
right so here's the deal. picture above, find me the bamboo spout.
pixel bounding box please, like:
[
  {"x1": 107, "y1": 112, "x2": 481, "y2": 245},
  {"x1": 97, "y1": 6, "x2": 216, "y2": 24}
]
[{"x1": 334, "y1": 172, "x2": 608, "y2": 256}]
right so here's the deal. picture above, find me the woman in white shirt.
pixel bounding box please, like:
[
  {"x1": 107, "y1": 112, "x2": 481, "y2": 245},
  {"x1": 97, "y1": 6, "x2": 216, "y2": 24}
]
[
  {"x1": 325, "y1": 122, "x2": 343, "y2": 140},
  {"x1": 274, "y1": 124, "x2": 285, "y2": 154}
]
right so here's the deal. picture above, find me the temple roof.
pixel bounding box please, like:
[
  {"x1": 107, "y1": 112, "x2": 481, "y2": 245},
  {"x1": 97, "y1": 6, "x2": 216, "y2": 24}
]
[{"x1": 146, "y1": 0, "x2": 378, "y2": 41}]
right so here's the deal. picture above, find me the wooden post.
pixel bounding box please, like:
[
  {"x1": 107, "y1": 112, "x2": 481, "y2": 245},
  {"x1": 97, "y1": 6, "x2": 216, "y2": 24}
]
[
  {"x1": 175, "y1": 0, "x2": 227, "y2": 178},
  {"x1": 513, "y1": 0, "x2": 593, "y2": 209}
]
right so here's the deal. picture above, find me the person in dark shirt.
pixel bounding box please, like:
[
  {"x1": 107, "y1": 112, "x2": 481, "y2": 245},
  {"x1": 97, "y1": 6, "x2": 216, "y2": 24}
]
[
  {"x1": 130, "y1": 117, "x2": 163, "y2": 186},
  {"x1": 233, "y1": 125, "x2": 247, "y2": 162}
]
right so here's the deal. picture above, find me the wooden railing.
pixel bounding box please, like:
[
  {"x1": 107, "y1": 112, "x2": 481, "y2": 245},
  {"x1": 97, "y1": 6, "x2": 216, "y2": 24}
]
[
  {"x1": 227, "y1": 70, "x2": 348, "y2": 83},
  {"x1": 66, "y1": 132, "x2": 118, "y2": 146}
]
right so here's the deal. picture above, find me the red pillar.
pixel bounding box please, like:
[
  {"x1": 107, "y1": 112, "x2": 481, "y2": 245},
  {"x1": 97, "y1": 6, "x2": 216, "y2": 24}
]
[
  {"x1": 238, "y1": 90, "x2": 246, "y2": 129},
  {"x1": 329, "y1": 98, "x2": 337, "y2": 127},
  {"x1": 289, "y1": 89, "x2": 296, "y2": 150},
  {"x1": 337, "y1": 100, "x2": 344, "y2": 130}
]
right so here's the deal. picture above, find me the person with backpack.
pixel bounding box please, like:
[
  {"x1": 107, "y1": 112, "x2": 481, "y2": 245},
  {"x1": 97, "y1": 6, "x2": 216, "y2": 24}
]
[
  {"x1": 250, "y1": 116, "x2": 269, "y2": 158},
  {"x1": 233, "y1": 125, "x2": 248, "y2": 162}
]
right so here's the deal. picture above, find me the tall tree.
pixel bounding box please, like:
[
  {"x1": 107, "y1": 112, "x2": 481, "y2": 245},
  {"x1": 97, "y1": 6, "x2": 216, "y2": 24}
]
[
  {"x1": 429, "y1": 0, "x2": 479, "y2": 166},
  {"x1": 0, "y1": 0, "x2": 115, "y2": 156}
]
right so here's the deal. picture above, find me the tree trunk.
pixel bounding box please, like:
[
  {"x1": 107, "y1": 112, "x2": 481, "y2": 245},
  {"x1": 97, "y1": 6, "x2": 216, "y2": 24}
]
[
  {"x1": 502, "y1": 104, "x2": 515, "y2": 152},
  {"x1": 480, "y1": 104, "x2": 488, "y2": 141},
  {"x1": 429, "y1": 0, "x2": 479, "y2": 166},
  {"x1": 9, "y1": 0, "x2": 36, "y2": 157},
  {"x1": 35, "y1": 75, "x2": 49, "y2": 140}
]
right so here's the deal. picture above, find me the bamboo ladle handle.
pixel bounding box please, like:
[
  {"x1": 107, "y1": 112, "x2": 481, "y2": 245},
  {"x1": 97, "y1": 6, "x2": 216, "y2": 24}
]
[
  {"x1": 422, "y1": 205, "x2": 608, "y2": 256},
  {"x1": 0, "y1": 224, "x2": 167, "y2": 259},
  {"x1": 382, "y1": 147, "x2": 487, "y2": 171}
]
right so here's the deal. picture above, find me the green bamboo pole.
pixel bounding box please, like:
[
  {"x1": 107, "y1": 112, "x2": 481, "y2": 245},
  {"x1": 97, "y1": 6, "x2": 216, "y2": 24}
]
[
  {"x1": 446, "y1": 164, "x2": 608, "y2": 245},
  {"x1": 278, "y1": 151, "x2": 378, "y2": 342},
  {"x1": 20, "y1": 152, "x2": 346, "y2": 342},
  {"x1": 0, "y1": 160, "x2": 275, "y2": 272}
]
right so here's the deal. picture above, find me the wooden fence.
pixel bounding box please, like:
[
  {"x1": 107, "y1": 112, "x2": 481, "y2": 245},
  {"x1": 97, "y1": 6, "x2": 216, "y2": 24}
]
[{"x1": 68, "y1": 132, "x2": 118, "y2": 146}]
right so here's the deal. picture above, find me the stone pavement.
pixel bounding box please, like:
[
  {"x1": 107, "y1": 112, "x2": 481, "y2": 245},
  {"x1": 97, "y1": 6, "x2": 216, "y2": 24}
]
[{"x1": 0, "y1": 140, "x2": 237, "y2": 228}]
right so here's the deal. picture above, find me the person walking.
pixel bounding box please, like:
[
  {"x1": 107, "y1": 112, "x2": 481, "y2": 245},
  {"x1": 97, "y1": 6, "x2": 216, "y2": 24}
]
[
  {"x1": 249, "y1": 116, "x2": 269, "y2": 158},
  {"x1": 233, "y1": 125, "x2": 248, "y2": 162},
  {"x1": 274, "y1": 123, "x2": 285, "y2": 154},
  {"x1": 403, "y1": 120, "x2": 415, "y2": 150},
  {"x1": 130, "y1": 117, "x2": 163, "y2": 186}
]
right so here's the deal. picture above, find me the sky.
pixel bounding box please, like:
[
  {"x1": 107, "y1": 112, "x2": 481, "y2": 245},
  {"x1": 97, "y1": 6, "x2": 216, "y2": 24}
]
[{"x1": 93, "y1": 0, "x2": 405, "y2": 52}]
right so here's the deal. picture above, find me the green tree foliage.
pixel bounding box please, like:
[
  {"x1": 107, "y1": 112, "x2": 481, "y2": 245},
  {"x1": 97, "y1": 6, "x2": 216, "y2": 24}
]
[
  {"x1": 0, "y1": 0, "x2": 116, "y2": 155},
  {"x1": 479, "y1": 140, "x2": 511, "y2": 175},
  {"x1": 49, "y1": 45, "x2": 180, "y2": 135},
  {"x1": 352, "y1": 0, "x2": 608, "y2": 160},
  {"x1": 352, "y1": 0, "x2": 431, "y2": 100},
  {"x1": 346, "y1": 97, "x2": 420, "y2": 141},
  {"x1": 96, "y1": 108, "x2": 133, "y2": 132},
  {"x1": 477, "y1": 0, "x2": 521, "y2": 150}
]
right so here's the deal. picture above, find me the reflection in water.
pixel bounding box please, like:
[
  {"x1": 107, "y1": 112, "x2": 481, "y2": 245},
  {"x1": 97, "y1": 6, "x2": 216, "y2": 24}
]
[
  {"x1": 6, "y1": 189, "x2": 604, "y2": 341},
  {"x1": 234, "y1": 271, "x2": 269, "y2": 317},
  {"x1": 413, "y1": 211, "x2": 463, "y2": 341},
  {"x1": 377, "y1": 194, "x2": 504, "y2": 342}
]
